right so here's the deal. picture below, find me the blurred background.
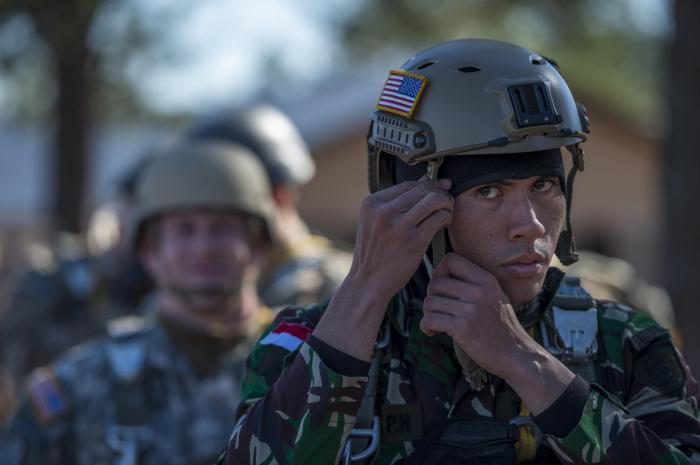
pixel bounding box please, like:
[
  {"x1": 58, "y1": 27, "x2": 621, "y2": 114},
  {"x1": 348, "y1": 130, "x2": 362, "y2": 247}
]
[{"x1": 0, "y1": 0, "x2": 697, "y2": 397}]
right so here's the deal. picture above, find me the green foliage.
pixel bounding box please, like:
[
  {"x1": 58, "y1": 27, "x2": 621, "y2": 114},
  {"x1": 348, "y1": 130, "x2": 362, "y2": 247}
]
[{"x1": 339, "y1": 0, "x2": 669, "y2": 132}]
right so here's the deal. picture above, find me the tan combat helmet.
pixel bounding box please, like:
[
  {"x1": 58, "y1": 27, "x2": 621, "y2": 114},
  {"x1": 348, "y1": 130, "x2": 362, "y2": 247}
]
[
  {"x1": 185, "y1": 103, "x2": 315, "y2": 188},
  {"x1": 368, "y1": 38, "x2": 591, "y2": 265},
  {"x1": 127, "y1": 141, "x2": 277, "y2": 250}
]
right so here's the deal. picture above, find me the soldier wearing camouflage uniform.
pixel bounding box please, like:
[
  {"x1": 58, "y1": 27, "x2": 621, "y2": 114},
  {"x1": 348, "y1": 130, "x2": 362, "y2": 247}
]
[
  {"x1": 186, "y1": 103, "x2": 353, "y2": 307},
  {"x1": 219, "y1": 39, "x2": 700, "y2": 464},
  {"x1": 0, "y1": 158, "x2": 154, "y2": 423},
  {"x1": 1, "y1": 142, "x2": 278, "y2": 465}
]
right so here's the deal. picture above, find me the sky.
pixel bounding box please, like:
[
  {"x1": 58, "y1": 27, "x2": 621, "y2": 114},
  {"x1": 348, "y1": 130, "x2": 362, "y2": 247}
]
[
  {"x1": 0, "y1": 0, "x2": 672, "y2": 121},
  {"x1": 96, "y1": 0, "x2": 364, "y2": 115},
  {"x1": 98, "y1": 0, "x2": 674, "y2": 116}
]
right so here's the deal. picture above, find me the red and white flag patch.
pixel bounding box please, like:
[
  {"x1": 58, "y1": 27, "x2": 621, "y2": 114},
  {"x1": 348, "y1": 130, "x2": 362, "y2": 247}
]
[
  {"x1": 26, "y1": 368, "x2": 67, "y2": 423},
  {"x1": 259, "y1": 322, "x2": 312, "y2": 351}
]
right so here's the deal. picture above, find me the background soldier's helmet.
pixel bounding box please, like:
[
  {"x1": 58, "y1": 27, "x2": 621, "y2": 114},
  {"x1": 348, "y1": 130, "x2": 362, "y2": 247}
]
[
  {"x1": 368, "y1": 38, "x2": 591, "y2": 264},
  {"x1": 127, "y1": 141, "x2": 277, "y2": 249},
  {"x1": 185, "y1": 103, "x2": 315, "y2": 188}
]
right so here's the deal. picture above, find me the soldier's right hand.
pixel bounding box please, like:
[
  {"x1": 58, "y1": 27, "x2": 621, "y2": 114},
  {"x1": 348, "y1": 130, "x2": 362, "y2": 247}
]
[
  {"x1": 315, "y1": 178, "x2": 453, "y2": 361},
  {"x1": 348, "y1": 178, "x2": 454, "y2": 301}
]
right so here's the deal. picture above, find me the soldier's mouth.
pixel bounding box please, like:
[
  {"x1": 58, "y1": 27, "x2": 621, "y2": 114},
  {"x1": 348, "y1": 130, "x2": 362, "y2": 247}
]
[{"x1": 501, "y1": 253, "x2": 546, "y2": 279}]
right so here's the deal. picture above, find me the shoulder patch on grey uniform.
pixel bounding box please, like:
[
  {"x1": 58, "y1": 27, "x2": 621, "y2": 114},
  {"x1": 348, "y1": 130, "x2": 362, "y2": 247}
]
[
  {"x1": 26, "y1": 368, "x2": 69, "y2": 424},
  {"x1": 633, "y1": 342, "x2": 685, "y2": 398}
]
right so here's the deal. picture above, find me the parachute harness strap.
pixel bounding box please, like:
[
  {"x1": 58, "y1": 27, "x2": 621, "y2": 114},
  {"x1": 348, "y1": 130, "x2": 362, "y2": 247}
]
[
  {"x1": 342, "y1": 320, "x2": 390, "y2": 465},
  {"x1": 511, "y1": 326, "x2": 542, "y2": 463}
]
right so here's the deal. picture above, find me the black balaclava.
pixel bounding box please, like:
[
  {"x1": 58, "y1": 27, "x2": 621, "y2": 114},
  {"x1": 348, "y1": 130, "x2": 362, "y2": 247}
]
[{"x1": 394, "y1": 148, "x2": 565, "y2": 196}]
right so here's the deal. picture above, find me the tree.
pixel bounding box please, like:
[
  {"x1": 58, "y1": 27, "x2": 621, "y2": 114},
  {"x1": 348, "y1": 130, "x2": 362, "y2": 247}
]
[
  {"x1": 665, "y1": 0, "x2": 700, "y2": 373},
  {"x1": 0, "y1": 0, "x2": 102, "y2": 234},
  {"x1": 0, "y1": 0, "x2": 189, "y2": 236}
]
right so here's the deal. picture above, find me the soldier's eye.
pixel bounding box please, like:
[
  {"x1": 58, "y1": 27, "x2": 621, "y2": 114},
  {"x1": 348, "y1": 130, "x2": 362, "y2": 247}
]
[
  {"x1": 532, "y1": 177, "x2": 557, "y2": 192},
  {"x1": 476, "y1": 185, "x2": 501, "y2": 199},
  {"x1": 171, "y1": 221, "x2": 196, "y2": 239}
]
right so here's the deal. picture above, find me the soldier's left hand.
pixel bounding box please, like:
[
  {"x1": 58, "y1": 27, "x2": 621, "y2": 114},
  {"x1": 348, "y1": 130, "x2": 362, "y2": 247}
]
[{"x1": 420, "y1": 252, "x2": 540, "y2": 380}]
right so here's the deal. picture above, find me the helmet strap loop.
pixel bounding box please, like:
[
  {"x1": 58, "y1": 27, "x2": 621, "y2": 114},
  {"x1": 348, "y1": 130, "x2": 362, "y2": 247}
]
[
  {"x1": 556, "y1": 144, "x2": 585, "y2": 265},
  {"x1": 427, "y1": 158, "x2": 447, "y2": 268}
]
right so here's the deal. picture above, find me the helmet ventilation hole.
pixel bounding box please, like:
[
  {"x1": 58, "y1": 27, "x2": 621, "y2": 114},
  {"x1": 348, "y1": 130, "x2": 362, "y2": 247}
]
[
  {"x1": 458, "y1": 66, "x2": 481, "y2": 73},
  {"x1": 530, "y1": 55, "x2": 546, "y2": 65},
  {"x1": 416, "y1": 62, "x2": 434, "y2": 70}
]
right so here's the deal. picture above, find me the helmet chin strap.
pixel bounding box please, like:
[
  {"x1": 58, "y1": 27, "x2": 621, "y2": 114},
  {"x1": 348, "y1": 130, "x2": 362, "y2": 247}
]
[
  {"x1": 427, "y1": 158, "x2": 447, "y2": 274},
  {"x1": 424, "y1": 157, "x2": 488, "y2": 389},
  {"x1": 556, "y1": 143, "x2": 585, "y2": 266}
]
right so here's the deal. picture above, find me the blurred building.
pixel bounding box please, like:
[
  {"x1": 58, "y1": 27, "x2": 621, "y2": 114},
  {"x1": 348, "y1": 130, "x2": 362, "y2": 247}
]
[{"x1": 0, "y1": 74, "x2": 663, "y2": 285}]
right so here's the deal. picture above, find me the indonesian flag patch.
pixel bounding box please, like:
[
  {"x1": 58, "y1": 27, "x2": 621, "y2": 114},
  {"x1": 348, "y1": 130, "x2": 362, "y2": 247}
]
[{"x1": 259, "y1": 322, "x2": 313, "y2": 352}]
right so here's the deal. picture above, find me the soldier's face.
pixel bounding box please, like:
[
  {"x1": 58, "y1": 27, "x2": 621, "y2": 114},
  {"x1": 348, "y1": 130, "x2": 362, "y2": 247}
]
[
  {"x1": 143, "y1": 210, "x2": 264, "y2": 315},
  {"x1": 447, "y1": 175, "x2": 565, "y2": 305}
]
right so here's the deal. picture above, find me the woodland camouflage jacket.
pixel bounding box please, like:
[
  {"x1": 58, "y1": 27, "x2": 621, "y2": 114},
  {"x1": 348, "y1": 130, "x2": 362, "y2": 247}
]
[{"x1": 221, "y1": 269, "x2": 700, "y2": 465}]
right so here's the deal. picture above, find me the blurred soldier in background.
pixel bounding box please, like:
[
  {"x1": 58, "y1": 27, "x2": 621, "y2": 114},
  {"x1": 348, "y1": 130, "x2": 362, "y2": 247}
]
[
  {"x1": 186, "y1": 103, "x2": 352, "y2": 307},
  {"x1": 0, "y1": 157, "x2": 154, "y2": 423},
  {"x1": 1, "y1": 141, "x2": 277, "y2": 465}
]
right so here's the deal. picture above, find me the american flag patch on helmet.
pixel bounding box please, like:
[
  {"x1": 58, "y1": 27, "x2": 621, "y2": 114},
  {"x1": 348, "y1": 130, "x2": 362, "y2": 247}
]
[{"x1": 376, "y1": 70, "x2": 428, "y2": 118}]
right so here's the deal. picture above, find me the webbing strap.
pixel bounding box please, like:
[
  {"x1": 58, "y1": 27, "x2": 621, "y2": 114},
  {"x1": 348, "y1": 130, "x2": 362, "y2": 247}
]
[
  {"x1": 514, "y1": 403, "x2": 538, "y2": 464},
  {"x1": 557, "y1": 144, "x2": 585, "y2": 265},
  {"x1": 344, "y1": 321, "x2": 390, "y2": 464},
  {"x1": 514, "y1": 326, "x2": 539, "y2": 463},
  {"x1": 426, "y1": 158, "x2": 446, "y2": 268}
]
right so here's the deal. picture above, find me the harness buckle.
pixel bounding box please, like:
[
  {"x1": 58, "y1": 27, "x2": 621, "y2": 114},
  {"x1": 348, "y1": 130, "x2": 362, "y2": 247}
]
[
  {"x1": 509, "y1": 415, "x2": 542, "y2": 447},
  {"x1": 540, "y1": 298, "x2": 598, "y2": 364},
  {"x1": 342, "y1": 416, "x2": 381, "y2": 465}
]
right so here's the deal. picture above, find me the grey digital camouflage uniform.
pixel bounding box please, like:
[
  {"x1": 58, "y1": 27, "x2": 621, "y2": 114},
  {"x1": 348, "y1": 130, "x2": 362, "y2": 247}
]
[
  {"x1": 219, "y1": 267, "x2": 700, "y2": 465},
  {"x1": 258, "y1": 228, "x2": 352, "y2": 307},
  {"x1": 1, "y1": 307, "x2": 272, "y2": 465},
  {"x1": 0, "y1": 251, "x2": 153, "y2": 423},
  {"x1": 0, "y1": 253, "x2": 152, "y2": 370}
]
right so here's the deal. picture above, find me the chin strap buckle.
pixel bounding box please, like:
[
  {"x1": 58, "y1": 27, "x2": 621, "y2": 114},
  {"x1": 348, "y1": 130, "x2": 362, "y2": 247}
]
[{"x1": 540, "y1": 276, "x2": 599, "y2": 364}]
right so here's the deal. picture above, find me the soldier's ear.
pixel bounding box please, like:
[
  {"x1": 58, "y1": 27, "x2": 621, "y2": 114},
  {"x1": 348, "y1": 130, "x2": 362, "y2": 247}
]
[
  {"x1": 253, "y1": 239, "x2": 271, "y2": 268},
  {"x1": 138, "y1": 221, "x2": 162, "y2": 276}
]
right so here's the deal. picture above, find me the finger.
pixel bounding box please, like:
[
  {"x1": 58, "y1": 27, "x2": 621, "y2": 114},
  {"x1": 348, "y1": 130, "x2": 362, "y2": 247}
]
[
  {"x1": 413, "y1": 209, "x2": 453, "y2": 244},
  {"x1": 427, "y1": 276, "x2": 481, "y2": 301},
  {"x1": 371, "y1": 179, "x2": 424, "y2": 203},
  {"x1": 420, "y1": 311, "x2": 455, "y2": 337},
  {"x1": 386, "y1": 178, "x2": 452, "y2": 214},
  {"x1": 423, "y1": 294, "x2": 475, "y2": 317},
  {"x1": 401, "y1": 187, "x2": 454, "y2": 227},
  {"x1": 433, "y1": 253, "x2": 491, "y2": 284}
]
